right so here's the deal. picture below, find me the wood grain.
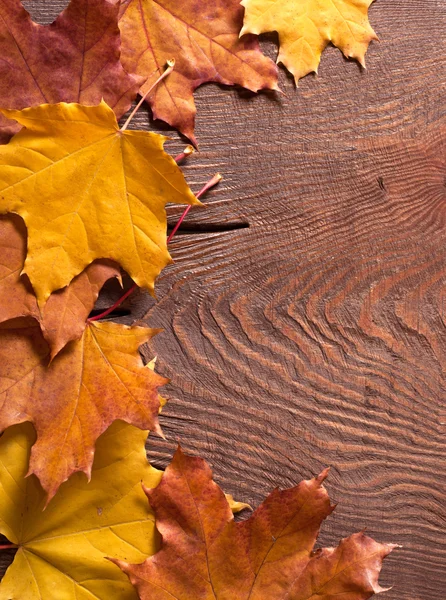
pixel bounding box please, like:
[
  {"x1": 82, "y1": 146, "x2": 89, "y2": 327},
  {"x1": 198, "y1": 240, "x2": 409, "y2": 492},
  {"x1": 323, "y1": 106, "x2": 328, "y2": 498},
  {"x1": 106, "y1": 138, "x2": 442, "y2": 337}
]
[{"x1": 2, "y1": 0, "x2": 446, "y2": 598}]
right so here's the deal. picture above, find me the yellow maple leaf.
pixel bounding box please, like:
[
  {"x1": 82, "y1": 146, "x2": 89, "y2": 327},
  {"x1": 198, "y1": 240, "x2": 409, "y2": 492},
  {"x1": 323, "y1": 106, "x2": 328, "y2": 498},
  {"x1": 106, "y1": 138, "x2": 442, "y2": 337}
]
[
  {"x1": 240, "y1": 0, "x2": 378, "y2": 82},
  {"x1": 0, "y1": 101, "x2": 199, "y2": 306},
  {"x1": 0, "y1": 421, "x2": 162, "y2": 600}
]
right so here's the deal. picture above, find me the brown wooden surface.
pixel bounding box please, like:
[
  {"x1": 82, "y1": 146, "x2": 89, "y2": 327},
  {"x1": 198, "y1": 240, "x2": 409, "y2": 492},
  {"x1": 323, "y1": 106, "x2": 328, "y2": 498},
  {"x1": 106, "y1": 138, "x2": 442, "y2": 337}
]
[{"x1": 2, "y1": 0, "x2": 446, "y2": 598}]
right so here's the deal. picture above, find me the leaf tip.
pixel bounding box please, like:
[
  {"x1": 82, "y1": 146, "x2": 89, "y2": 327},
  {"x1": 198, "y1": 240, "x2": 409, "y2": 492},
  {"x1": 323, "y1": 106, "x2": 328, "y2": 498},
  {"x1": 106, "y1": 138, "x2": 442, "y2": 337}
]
[
  {"x1": 317, "y1": 466, "x2": 330, "y2": 483},
  {"x1": 141, "y1": 481, "x2": 152, "y2": 499},
  {"x1": 47, "y1": 341, "x2": 63, "y2": 363},
  {"x1": 152, "y1": 419, "x2": 165, "y2": 440},
  {"x1": 106, "y1": 556, "x2": 129, "y2": 572}
]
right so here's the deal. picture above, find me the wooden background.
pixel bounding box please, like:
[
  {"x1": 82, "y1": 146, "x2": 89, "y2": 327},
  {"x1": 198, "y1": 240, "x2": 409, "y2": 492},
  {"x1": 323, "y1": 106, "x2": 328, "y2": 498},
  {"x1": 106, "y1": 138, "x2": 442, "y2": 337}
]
[{"x1": 3, "y1": 0, "x2": 446, "y2": 598}]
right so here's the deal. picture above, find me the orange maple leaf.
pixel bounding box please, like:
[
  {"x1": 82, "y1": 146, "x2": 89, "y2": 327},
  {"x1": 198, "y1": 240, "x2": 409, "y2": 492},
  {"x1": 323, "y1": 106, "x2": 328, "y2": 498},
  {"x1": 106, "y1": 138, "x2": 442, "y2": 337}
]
[
  {"x1": 115, "y1": 448, "x2": 396, "y2": 599},
  {"x1": 0, "y1": 317, "x2": 167, "y2": 501},
  {"x1": 118, "y1": 0, "x2": 278, "y2": 146}
]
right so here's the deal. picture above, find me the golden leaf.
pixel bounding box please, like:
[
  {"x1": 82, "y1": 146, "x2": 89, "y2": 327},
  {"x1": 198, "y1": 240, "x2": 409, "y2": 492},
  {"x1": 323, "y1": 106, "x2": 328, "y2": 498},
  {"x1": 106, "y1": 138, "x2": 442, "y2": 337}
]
[
  {"x1": 0, "y1": 101, "x2": 199, "y2": 306},
  {"x1": 241, "y1": 0, "x2": 378, "y2": 82},
  {"x1": 0, "y1": 421, "x2": 162, "y2": 600}
]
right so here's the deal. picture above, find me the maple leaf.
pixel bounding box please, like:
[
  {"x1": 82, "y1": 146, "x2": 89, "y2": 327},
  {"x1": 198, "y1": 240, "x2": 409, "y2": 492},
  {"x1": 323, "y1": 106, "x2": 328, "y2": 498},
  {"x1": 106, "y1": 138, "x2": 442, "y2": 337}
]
[
  {"x1": 0, "y1": 101, "x2": 198, "y2": 305},
  {"x1": 0, "y1": 421, "x2": 163, "y2": 600},
  {"x1": 115, "y1": 448, "x2": 396, "y2": 599},
  {"x1": 240, "y1": 0, "x2": 378, "y2": 83},
  {"x1": 118, "y1": 0, "x2": 279, "y2": 146},
  {"x1": 0, "y1": 0, "x2": 143, "y2": 143},
  {"x1": 0, "y1": 425, "x2": 253, "y2": 600},
  {"x1": 0, "y1": 317, "x2": 167, "y2": 500},
  {"x1": 0, "y1": 214, "x2": 120, "y2": 358}
]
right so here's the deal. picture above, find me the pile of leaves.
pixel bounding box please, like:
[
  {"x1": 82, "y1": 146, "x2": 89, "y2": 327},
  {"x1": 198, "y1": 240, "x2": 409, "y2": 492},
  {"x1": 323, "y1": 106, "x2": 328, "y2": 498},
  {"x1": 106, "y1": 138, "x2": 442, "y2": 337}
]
[{"x1": 0, "y1": 0, "x2": 396, "y2": 598}]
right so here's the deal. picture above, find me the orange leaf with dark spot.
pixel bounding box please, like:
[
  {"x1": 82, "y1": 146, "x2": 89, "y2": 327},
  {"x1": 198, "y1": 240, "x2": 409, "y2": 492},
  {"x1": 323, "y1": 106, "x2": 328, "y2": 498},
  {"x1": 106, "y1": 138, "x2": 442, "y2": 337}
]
[
  {"x1": 115, "y1": 448, "x2": 396, "y2": 599},
  {"x1": 0, "y1": 317, "x2": 167, "y2": 501},
  {"x1": 118, "y1": 0, "x2": 278, "y2": 146},
  {"x1": 0, "y1": 214, "x2": 120, "y2": 358}
]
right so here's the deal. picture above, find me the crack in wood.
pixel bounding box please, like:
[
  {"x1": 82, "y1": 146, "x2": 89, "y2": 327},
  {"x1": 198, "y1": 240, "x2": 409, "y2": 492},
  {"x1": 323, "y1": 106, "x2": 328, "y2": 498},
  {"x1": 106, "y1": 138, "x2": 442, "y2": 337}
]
[
  {"x1": 166, "y1": 221, "x2": 249, "y2": 235},
  {"x1": 87, "y1": 308, "x2": 130, "y2": 320}
]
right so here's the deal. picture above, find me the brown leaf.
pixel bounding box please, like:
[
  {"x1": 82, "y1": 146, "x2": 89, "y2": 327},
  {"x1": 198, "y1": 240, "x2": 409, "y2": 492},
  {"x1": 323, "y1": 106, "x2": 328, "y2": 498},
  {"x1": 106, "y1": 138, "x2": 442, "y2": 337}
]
[
  {"x1": 115, "y1": 448, "x2": 396, "y2": 599},
  {"x1": 0, "y1": 214, "x2": 120, "y2": 358},
  {"x1": 118, "y1": 0, "x2": 278, "y2": 145},
  {"x1": 0, "y1": 318, "x2": 167, "y2": 501},
  {"x1": 0, "y1": 0, "x2": 143, "y2": 142}
]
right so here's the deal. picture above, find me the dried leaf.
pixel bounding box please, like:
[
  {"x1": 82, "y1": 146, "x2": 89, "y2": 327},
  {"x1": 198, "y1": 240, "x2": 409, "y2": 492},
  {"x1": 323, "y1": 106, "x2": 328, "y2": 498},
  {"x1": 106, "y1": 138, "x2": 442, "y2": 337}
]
[
  {"x1": 0, "y1": 0, "x2": 143, "y2": 143},
  {"x1": 0, "y1": 317, "x2": 167, "y2": 500},
  {"x1": 118, "y1": 0, "x2": 278, "y2": 145},
  {"x1": 241, "y1": 0, "x2": 378, "y2": 83},
  {"x1": 0, "y1": 421, "x2": 162, "y2": 600},
  {"x1": 0, "y1": 214, "x2": 120, "y2": 358},
  {"x1": 116, "y1": 448, "x2": 396, "y2": 599},
  {"x1": 0, "y1": 101, "x2": 198, "y2": 305}
]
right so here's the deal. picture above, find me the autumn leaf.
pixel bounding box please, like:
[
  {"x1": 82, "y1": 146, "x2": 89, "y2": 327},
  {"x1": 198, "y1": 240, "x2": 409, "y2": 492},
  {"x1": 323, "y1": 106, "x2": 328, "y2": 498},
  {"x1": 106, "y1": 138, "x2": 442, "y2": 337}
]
[
  {"x1": 118, "y1": 0, "x2": 278, "y2": 145},
  {"x1": 0, "y1": 101, "x2": 198, "y2": 305},
  {"x1": 240, "y1": 0, "x2": 378, "y2": 83},
  {"x1": 0, "y1": 0, "x2": 143, "y2": 143},
  {"x1": 0, "y1": 317, "x2": 167, "y2": 500},
  {"x1": 0, "y1": 421, "x2": 163, "y2": 600},
  {"x1": 115, "y1": 448, "x2": 396, "y2": 599},
  {"x1": 0, "y1": 214, "x2": 121, "y2": 358}
]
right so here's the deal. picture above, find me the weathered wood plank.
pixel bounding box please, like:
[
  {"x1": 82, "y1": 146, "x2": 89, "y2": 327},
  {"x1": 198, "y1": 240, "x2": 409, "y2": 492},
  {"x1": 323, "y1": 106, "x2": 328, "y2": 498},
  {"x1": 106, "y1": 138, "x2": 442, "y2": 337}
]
[
  {"x1": 144, "y1": 122, "x2": 446, "y2": 600},
  {"x1": 1, "y1": 0, "x2": 445, "y2": 598},
  {"x1": 139, "y1": 2, "x2": 446, "y2": 598}
]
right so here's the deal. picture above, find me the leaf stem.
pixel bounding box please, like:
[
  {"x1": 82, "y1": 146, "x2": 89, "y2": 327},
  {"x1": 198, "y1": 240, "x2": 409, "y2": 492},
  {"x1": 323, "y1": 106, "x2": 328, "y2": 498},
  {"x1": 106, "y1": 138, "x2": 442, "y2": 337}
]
[
  {"x1": 167, "y1": 173, "x2": 222, "y2": 243},
  {"x1": 88, "y1": 284, "x2": 137, "y2": 322},
  {"x1": 120, "y1": 59, "x2": 175, "y2": 132},
  {"x1": 0, "y1": 544, "x2": 18, "y2": 550},
  {"x1": 88, "y1": 172, "x2": 222, "y2": 322},
  {"x1": 174, "y1": 145, "x2": 195, "y2": 164}
]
